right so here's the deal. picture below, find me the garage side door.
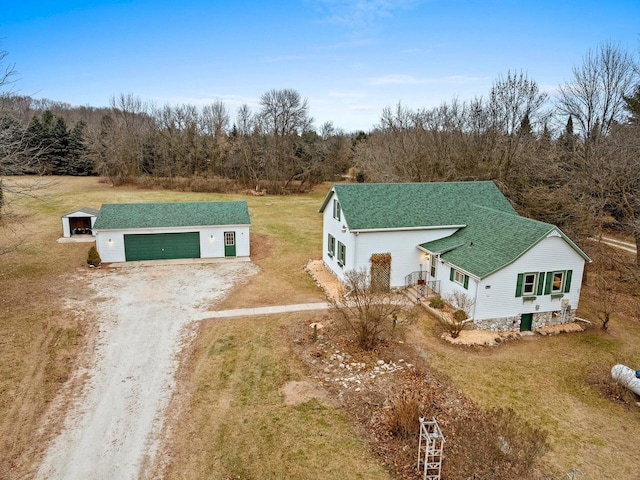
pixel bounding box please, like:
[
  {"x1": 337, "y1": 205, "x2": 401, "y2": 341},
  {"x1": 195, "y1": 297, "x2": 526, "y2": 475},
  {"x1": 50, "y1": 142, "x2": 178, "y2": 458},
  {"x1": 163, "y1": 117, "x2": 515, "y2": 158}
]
[{"x1": 124, "y1": 232, "x2": 201, "y2": 261}]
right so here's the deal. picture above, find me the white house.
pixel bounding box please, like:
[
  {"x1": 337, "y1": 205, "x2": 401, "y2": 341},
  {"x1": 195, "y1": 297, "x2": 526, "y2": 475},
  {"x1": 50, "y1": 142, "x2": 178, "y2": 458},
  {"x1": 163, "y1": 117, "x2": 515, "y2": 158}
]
[
  {"x1": 93, "y1": 201, "x2": 250, "y2": 263},
  {"x1": 319, "y1": 182, "x2": 590, "y2": 332},
  {"x1": 61, "y1": 207, "x2": 99, "y2": 238}
]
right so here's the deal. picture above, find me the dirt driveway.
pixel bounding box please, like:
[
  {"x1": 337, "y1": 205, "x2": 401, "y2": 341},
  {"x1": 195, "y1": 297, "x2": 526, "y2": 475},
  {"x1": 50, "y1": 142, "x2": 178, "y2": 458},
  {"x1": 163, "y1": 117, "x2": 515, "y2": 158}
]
[{"x1": 36, "y1": 260, "x2": 258, "y2": 480}]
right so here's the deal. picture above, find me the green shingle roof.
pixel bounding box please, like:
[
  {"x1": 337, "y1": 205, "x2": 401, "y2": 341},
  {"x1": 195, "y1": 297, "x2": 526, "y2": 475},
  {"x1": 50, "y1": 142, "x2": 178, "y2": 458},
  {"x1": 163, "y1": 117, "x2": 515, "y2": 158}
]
[
  {"x1": 320, "y1": 182, "x2": 590, "y2": 279},
  {"x1": 93, "y1": 201, "x2": 250, "y2": 230},
  {"x1": 319, "y1": 181, "x2": 516, "y2": 230},
  {"x1": 420, "y1": 206, "x2": 574, "y2": 278}
]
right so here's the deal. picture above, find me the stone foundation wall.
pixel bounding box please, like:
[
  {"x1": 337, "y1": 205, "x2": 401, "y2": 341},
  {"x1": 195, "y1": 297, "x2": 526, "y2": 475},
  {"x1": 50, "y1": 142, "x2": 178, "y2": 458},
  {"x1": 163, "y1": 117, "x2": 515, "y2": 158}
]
[{"x1": 473, "y1": 309, "x2": 576, "y2": 332}]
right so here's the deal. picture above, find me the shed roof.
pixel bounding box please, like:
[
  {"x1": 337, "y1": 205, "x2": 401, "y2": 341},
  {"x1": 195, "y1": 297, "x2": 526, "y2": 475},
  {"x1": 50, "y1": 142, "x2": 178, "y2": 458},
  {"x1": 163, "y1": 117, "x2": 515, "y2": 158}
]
[
  {"x1": 319, "y1": 181, "x2": 516, "y2": 230},
  {"x1": 62, "y1": 206, "x2": 100, "y2": 217},
  {"x1": 93, "y1": 201, "x2": 250, "y2": 230}
]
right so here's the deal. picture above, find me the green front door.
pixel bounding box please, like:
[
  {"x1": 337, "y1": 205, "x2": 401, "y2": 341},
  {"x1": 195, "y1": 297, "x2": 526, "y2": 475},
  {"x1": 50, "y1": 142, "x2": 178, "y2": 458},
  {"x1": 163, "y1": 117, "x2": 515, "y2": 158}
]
[
  {"x1": 124, "y1": 232, "x2": 201, "y2": 261},
  {"x1": 224, "y1": 231, "x2": 236, "y2": 257},
  {"x1": 520, "y1": 313, "x2": 533, "y2": 331}
]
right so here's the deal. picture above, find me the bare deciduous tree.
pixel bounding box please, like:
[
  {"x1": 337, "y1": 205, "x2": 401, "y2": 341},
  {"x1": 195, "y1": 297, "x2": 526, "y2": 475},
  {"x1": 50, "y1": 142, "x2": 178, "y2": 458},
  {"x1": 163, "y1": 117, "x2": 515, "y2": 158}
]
[
  {"x1": 488, "y1": 70, "x2": 548, "y2": 182},
  {"x1": 0, "y1": 48, "x2": 51, "y2": 254},
  {"x1": 557, "y1": 42, "x2": 638, "y2": 140},
  {"x1": 257, "y1": 88, "x2": 313, "y2": 192}
]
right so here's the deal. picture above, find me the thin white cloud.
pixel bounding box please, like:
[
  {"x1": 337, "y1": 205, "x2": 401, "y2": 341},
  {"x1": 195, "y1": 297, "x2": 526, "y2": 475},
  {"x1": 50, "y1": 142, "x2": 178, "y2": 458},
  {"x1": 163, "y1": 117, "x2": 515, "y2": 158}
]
[
  {"x1": 366, "y1": 74, "x2": 423, "y2": 86},
  {"x1": 327, "y1": 89, "x2": 367, "y2": 99},
  {"x1": 261, "y1": 54, "x2": 308, "y2": 64},
  {"x1": 347, "y1": 103, "x2": 381, "y2": 112},
  {"x1": 157, "y1": 94, "x2": 260, "y2": 110},
  {"x1": 366, "y1": 74, "x2": 489, "y2": 86},
  {"x1": 311, "y1": 0, "x2": 422, "y2": 29}
]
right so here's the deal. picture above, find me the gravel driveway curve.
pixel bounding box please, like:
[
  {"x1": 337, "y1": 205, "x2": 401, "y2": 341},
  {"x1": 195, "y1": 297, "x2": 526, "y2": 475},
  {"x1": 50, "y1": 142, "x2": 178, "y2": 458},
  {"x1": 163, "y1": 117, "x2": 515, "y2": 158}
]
[{"x1": 36, "y1": 261, "x2": 258, "y2": 480}]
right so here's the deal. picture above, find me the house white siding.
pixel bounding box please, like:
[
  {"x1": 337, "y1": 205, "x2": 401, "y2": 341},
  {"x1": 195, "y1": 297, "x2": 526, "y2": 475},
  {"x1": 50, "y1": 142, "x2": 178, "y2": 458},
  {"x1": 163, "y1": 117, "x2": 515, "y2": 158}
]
[
  {"x1": 473, "y1": 235, "x2": 585, "y2": 329},
  {"x1": 321, "y1": 196, "x2": 458, "y2": 287},
  {"x1": 436, "y1": 262, "x2": 479, "y2": 314},
  {"x1": 321, "y1": 200, "x2": 355, "y2": 282},
  {"x1": 352, "y1": 229, "x2": 458, "y2": 287}
]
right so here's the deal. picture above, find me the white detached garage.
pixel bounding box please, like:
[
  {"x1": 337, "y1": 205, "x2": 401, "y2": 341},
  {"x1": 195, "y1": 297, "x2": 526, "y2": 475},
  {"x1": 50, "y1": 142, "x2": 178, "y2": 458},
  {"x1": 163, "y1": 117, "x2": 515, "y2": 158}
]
[{"x1": 94, "y1": 201, "x2": 250, "y2": 263}]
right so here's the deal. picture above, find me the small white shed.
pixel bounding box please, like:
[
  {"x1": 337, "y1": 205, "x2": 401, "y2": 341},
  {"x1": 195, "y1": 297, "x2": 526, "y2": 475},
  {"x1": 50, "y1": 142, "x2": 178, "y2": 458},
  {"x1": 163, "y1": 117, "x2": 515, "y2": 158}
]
[{"x1": 61, "y1": 207, "x2": 100, "y2": 238}]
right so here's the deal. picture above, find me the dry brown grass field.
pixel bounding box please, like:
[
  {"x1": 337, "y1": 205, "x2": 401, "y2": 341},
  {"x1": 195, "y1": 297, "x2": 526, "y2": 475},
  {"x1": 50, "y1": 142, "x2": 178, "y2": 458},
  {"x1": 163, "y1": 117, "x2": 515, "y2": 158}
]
[{"x1": 1, "y1": 176, "x2": 639, "y2": 479}]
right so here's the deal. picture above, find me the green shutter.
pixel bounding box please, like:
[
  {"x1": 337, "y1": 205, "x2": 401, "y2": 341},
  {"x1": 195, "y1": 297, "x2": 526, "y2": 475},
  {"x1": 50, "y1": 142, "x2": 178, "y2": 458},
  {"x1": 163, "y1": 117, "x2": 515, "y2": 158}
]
[
  {"x1": 544, "y1": 271, "x2": 553, "y2": 294},
  {"x1": 564, "y1": 270, "x2": 573, "y2": 293},
  {"x1": 450, "y1": 268, "x2": 455, "y2": 282},
  {"x1": 463, "y1": 275, "x2": 469, "y2": 289},
  {"x1": 515, "y1": 273, "x2": 524, "y2": 297},
  {"x1": 536, "y1": 272, "x2": 545, "y2": 295}
]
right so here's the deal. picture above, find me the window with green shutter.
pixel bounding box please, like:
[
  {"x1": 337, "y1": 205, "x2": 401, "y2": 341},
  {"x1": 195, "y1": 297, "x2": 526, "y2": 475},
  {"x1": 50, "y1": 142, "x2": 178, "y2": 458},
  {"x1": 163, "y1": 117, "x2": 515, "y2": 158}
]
[
  {"x1": 522, "y1": 272, "x2": 538, "y2": 295},
  {"x1": 327, "y1": 234, "x2": 335, "y2": 257},
  {"x1": 337, "y1": 241, "x2": 346, "y2": 267},
  {"x1": 536, "y1": 272, "x2": 546, "y2": 295},
  {"x1": 515, "y1": 273, "x2": 524, "y2": 297},
  {"x1": 451, "y1": 267, "x2": 469, "y2": 289},
  {"x1": 517, "y1": 270, "x2": 572, "y2": 297},
  {"x1": 564, "y1": 270, "x2": 572, "y2": 293}
]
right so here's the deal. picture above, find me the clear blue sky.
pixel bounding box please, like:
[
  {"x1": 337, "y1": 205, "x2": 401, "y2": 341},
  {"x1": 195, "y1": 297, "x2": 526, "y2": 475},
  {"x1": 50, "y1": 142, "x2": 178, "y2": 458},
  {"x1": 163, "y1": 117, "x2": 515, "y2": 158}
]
[{"x1": 2, "y1": 0, "x2": 639, "y2": 132}]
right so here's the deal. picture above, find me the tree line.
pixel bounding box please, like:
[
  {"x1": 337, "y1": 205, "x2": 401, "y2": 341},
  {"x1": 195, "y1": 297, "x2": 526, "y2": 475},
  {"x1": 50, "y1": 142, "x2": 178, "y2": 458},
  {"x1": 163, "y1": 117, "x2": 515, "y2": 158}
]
[{"x1": 1, "y1": 42, "x2": 639, "y2": 260}]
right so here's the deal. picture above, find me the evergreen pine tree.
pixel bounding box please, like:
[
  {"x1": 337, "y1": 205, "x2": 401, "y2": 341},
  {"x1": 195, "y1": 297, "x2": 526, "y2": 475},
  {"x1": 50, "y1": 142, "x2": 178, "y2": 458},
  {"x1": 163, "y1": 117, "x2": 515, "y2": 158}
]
[
  {"x1": 68, "y1": 119, "x2": 93, "y2": 175},
  {"x1": 49, "y1": 115, "x2": 71, "y2": 175},
  {"x1": 623, "y1": 84, "x2": 640, "y2": 124}
]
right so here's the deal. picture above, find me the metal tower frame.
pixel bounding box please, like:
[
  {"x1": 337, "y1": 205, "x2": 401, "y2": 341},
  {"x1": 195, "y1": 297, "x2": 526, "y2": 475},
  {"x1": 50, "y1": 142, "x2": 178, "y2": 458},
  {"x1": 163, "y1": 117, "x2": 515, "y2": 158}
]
[{"x1": 417, "y1": 417, "x2": 444, "y2": 480}]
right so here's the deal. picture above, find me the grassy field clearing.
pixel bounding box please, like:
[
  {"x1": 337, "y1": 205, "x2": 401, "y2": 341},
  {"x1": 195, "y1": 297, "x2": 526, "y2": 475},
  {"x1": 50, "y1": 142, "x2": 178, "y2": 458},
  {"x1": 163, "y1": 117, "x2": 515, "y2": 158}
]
[
  {"x1": 1, "y1": 176, "x2": 639, "y2": 479},
  {"x1": 152, "y1": 312, "x2": 392, "y2": 479}
]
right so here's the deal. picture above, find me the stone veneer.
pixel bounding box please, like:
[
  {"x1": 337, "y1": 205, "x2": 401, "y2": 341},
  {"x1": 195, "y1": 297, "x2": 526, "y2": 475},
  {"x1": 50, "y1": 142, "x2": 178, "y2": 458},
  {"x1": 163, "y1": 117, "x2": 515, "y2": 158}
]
[{"x1": 473, "y1": 309, "x2": 577, "y2": 332}]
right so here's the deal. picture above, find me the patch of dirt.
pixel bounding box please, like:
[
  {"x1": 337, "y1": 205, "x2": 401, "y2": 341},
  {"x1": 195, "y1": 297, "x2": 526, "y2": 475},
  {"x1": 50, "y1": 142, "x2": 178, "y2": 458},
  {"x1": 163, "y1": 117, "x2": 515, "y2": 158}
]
[
  {"x1": 442, "y1": 329, "x2": 519, "y2": 346},
  {"x1": 35, "y1": 261, "x2": 258, "y2": 480},
  {"x1": 305, "y1": 259, "x2": 344, "y2": 301},
  {"x1": 280, "y1": 380, "x2": 332, "y2": 406},
  {"x1": 535, "y1": 322, "x2": 584, "y2": 335}
]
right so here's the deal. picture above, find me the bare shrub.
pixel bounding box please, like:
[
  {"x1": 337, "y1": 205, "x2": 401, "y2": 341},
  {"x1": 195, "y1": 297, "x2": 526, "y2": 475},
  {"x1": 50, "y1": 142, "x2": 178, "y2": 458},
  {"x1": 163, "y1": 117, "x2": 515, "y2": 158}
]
[
  {"x1": 128, "y1": 175, "x2": 240, "y2": 193},
  {"x1": 445, "y1": 290, "x2": 475, "y2": 316},
  {"x1": 330, "y1": 268, "x2": 413, "y2": 350},
  {"x1": 438, "y1": 314, "x2": 469, "y2": 339},
  {"x1": 444, "y1": 407, "x2": 549, "y2": 479},
  {"x1": 386, "y1": 388, "x2": 421, "y2": 439},
  {"x1": 439, "y1": 291, "x2": 475, "y2": 338}
]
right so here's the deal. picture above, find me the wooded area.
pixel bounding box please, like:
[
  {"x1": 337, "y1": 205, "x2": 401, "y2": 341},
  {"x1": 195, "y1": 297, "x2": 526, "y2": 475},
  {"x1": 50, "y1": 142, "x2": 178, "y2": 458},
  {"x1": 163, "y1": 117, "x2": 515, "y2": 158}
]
[{"x1": 1, "y1": 42, "x2": 639, "y2": 260}]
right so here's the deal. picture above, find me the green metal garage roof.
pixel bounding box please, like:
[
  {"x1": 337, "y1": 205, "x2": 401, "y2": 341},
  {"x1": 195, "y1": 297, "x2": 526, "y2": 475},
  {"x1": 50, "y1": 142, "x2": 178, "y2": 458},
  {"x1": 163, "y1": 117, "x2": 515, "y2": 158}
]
[{"x1": 93, "y1": 201, "x2": 250, "y2": 230}]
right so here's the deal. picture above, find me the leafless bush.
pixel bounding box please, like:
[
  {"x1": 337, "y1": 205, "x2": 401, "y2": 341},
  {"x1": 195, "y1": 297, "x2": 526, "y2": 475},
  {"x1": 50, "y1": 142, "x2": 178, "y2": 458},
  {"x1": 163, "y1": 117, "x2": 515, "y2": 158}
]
[
  {"x1": 438, "y1": 314, "x2": 470, "y2": 339},
  {"x1": 127, "y1": 175, "x2": 240, "y2": 193},
  {"x1": 385, "y1": 386, "x2": 424, "y2": 439},
  {"x1": 439, "y1": 291, "x2": 476, "y2": 338},
  {"x1": 330, "y1": 268, "x2": 413, "y2": 350},
  {"x1": 444, "y1": 407, "x2": 549, "y2": 479}
]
